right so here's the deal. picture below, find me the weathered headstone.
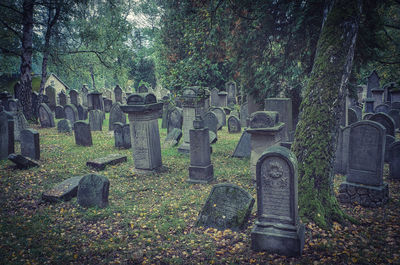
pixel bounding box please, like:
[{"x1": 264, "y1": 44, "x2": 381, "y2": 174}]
[
  {"x1": 8, "y1": 153, "x2": 39, "y2": 169},
  {"x1": 167, "y1": 107, "x2": 183, "y2": 134},
  {"x1": 228, "y1": 115, "x2": 241, "y2": 133},
  {"x1": 69, "y1": 89, "x2": 80, "y2": 107},
  {"x1": 217, "y1": 91, "x2": 228, "y2": 108},
  {"x1": 203, "y1": 111, "x2": 219, "y2": 135},
  {"x1": 31, "y1": 92, "x2": 39, "y2": 118},
  {"x1": 113, "y1": 122, "x2": 124, "y2": 148},
  {"x1": 392, "y1": 101, "x2": 400, "y2": 110},
  {"x1": 388, "y1": 109, "x2": 400, "y2": 130},
  {"x1": 347, "y1": 108, "x2": 359, "y2": 125},
  {"x1": 13, "y1": 110, "x2": 28, "y2": 142},
  {"x1": 104, "y1": 98, "x2": 113, "y2": 113},
  {"x1": 7, "y1": 99, "x2": 18, "y2": 113},
  {"x1": 42, "y1": 175, "x2": 84, "y2": 202},
  {"x1": 58, "y1": 91, "x2": 67, "y2": 107},
  {"x1": 251, "y1": 145, "x2": 304, "y2": 256},
  {"x1": 188, "y1": 116, "x2": 214, "y2": 183},
  {"x1": 240, "y1": 101, "x2": 249, "y2": 127},
  {"x1": 338, "y1": 120, "x2": 389, "y2": 207},
  {"x1": 89, "y1": 110, "x2": 103, "y2": 131},
  {"x1": 363, "y1": 113, "x2": 374, "y2": 120},
  {"x1": 374, "y1": 103, "x2": 390, "y2": 114},
  {"x1": 87, "y1": 91, "x2": 104, "y2": 111},
  {"x1": 77, "y1": 174, "x2": 109, "y2": 208},
  {"x1": 57, "y1": 119, "x2": 72, "y2": 133},
  {"x1": 232, "y1": 130, "x2": 251, "y2": 158},
  {"x1": 210, "y1": 107, "x2": 226, "y2": 130},
  {"x1": 122, "y1": 124, "x2": 131, "y2": 149},
  {"x1": 64, "y1": 104, "x2": 79, "y2": 126},
  {"x1": 334, "y1": 126, "x2": 350, "y2": 175},
  {"x1": 20, "y1": 129, "x2": 40, "y2": 160},
  {"x1": 369, "y1": 112, "x2": 395, "y2": 136},
  {"x1": 197, "y1": 183, "x2": 254, "y2": 231},
  {"x1": 264, "y1": 98, "x2": 293, "y2": 141},
  {"x1": 0, "y1": 111, "x2": 14, "y2": 159},
  {"x1": 45, "y1": 85, "x2": 57, "y2": 111},
  {"x1": 390, "y1": 90, "x2": 400, "y2": 103},
  {"x1": 164, "y1": 128, "x2": 182, "y2": 147},
  {"x1": 77, "y1": 104, "x2": 88, "y2": 120},
  {"x1": 137, "y1": 84, "x2": 148, "y2": 93},
  {"x1": 74, "y1": 121, "x2": 92, "y2": 146},
  {"x1": 385, "y1": 135, "x2": 396, "y2": 163},
  {"x1": 389, "y1": 141, "x2": 400, "y2": 180},
  {"x1": 121, "y1": 93, "x2": 163, "y2": 170},
  {"x1": 86, "y1": 154, "x2": 127, "y2": 171},
  {"x1": 226, "y1": 81, "x2": 237, "y2": 106},
  {"x1": 38, "y1": 103, "x2": 55, "y2": 128},
  {"x1": 81, "y1": 85, "x2": 89, "y2": 107},
  {"x1": 210, "y1": 88, "x2": 219, "y2": 106},
  {"x1": 109, "y1": 103, "x2": 126, "y2": 131},
  {"x1": 114, "y1": 85, "x2": 123, "y2": 104},
  {"x1": 55, "y1": 105, "x2": 65, "y2": 119},
  {"x1": 371, "y1": 87, "x2": 384, "y2": 109}
]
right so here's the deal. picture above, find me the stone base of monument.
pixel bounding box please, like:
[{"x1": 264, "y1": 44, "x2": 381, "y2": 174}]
[
  {"x1": 338, "y1": 181, "x2": 389, "y2": 207},
  {"x1": 187, "y1": 164, "x2": 214, "y2": 184},
  {"x1": 177, "y1": 142, "x2": 190, "y2": 154},
  {"x1": 251, "y1": 221, "x2": 305, "y2": 257},
  {"x1": 133, "y1": 166, "x2": 168, "y2": 175}
]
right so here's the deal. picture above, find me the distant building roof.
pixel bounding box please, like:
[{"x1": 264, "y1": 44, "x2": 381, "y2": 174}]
[{"x1": 46, "y1": 73, "x2": 71, "y2": 90}]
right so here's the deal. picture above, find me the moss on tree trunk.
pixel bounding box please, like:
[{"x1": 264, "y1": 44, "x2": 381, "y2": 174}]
[{"x1": 292, "y1": 1, "x2": 361, "y2": 228}]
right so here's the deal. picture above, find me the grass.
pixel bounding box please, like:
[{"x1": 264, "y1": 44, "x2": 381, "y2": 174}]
[{"x1": 0, "y1": 115, "x2": 399, "y2": 264}]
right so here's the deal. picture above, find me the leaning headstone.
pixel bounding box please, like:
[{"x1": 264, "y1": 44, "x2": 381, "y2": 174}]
[
  {"x1": 232, "y1": 130, "x2": 251, "y2": 158},
  {"x1": 228, "y1": 115, "x2": 241, "y2": 133},
  {"x1": 57, "y1": 119, "x2": 72, "y2": 133},
  {"x1": 167, "y1": 107, "x2": 183, "y2": 134},
  {"x1": 42, "y1": 175, "x2": 84, "y2": 202},
  {"x1": 385, "y1": 135, "x2": 396, "y2": 163},
  {"x1": 374, "y1": 103, "x2": 390, "y2": 114},
  {"x1": 64, "y1": 104, "x2": 79, "y2": 126},
  {"x1": 347, "y1": 108, "x2": 358, "y2": 125},
  {"x1": 77, "y1": 174, "x2": 109, "y2": 208},
  {"x1": 369, "y1": 112, "x2": 395, "y2": 136},
  {"x1": 55, "y1": 105, "x2": 65, "y2": 119},
  {"x1": 121, "y1": 93, "x2": 163, "y2": 171},
  {"x1": 86, "y1": 154, "x2": 127, "y2": 171},
  {"x1": 114, "y1": 85, "x2": 123, "y2": 104},
  {"x1": 77, "y1": 104, "x2": 88, "y2": 121},
  {"x1": 13, "y1": 110, "x2": 29, "y2": 142},
  {"x1": 69, "y1": 89, "x2": 80, "y2": 107},
  {"x1": 203, "y1": 111, "x2": 219, "y2": 135},
  {"x1": 0, "y1": 111, "x2": 14, "y2": 159},
  {"x1": 389, "y1": 141, "x2": 400, "y2": 180},
  {"x1": 89, "y1": 110, "x2": 103, "y2": 131},
  {"x1": 188, "y1": 116, "x2": 214, "y2": 184},
  {"x1": 197, "y1": 183, "x2": 254, "y2": 231},
  {"x1": 251, "y1": 145, "x2": 304, "y2": 256},
  {"x1": 20, "y1": 129, "x2": 40, "y2": 160},
  {"x1": 74, "y1": 121, "x2": 92, "y2": 146},
  {"x1": 240, "y1": 101, "x2": 249, "y2": 127},
  {"x1": 334, "y1": 126, "x2": 350, "y2": 175},
  {"x1": 264, "y1": 98, "x2": 293, "y2": 141},
  {"x1": 388, "y1": 109, "x2": 400, "y2": 130},
  {"x1": 109, "y1": 103, "x2": 126, "y2": 131},
  {"x1": 164, "y1": 128, "x2": 182, "y2": 147},
  {"x1": 210, "y1": 107, "x2": 226, "y2": 129},
  {"x1": 38, "y1": 103, "x2": 55, "y2": 128},
  {"x1": 338, "y1": 120, "x2": 389, "y2": 207},
  {"x1": 8, "y1": 153, "x2": 39, "y2": 169}
]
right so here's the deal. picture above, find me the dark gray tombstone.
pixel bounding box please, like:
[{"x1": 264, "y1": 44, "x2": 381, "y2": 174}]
[
  {"x1": 210, "y1": 107, "x2": 226, "y2": 129},
  {"x1": 113, "y1": 122, "x2": 124, "y2": 148},
  {"x1": 77, "y1": 174, "x2": 109, "y2": 208},
  {"x1": 69, "y1": 89, "x2": 80, "y2": 107},
  {"x1": 109, "y1": 103, "x2": 126, "y2": 131},
  {"x1": 210, "y1": 88, "x2": 219, "y2": 106},
  {"x1": 38, "y1": 103, "x2": 55, "y2": 128},
  {"x1": 264, "y1": 98, "x2": 293, "y2": 141},
  {"x1": 81, "y1": 85, "x2": 89, "y2": 107},
  {"x1": 86, "y1": 154, "x2": 127, "y2": 171},
  {"x1": 338, "y1": 120, "x2": 389, "y2": 207},
  {"x1": 114, "y1": 85, "x2": 123, "y2": 104},
  {"x1": 87, "y1": 91, "x2": 104, "y2": 111},
  {"x1": 388, "y1": 109, "x2": 400, "y2": 130},
  {"x1": 217, "y1": 91, "x2": 228, "y2": 108},
  {"x1": 64, "y1": 104, "x2": 79, "y2": 126},
  {"x1": 55, "y1": 105, "x2": 65, "y2": 119},
  {"x1": 228, "y1": 115, "x2": 241, "y2": 133},
  {"x1": 392, "y1": 101, "x2": 400, "y2": 110},
  {"x1": 122, "y1": 124, "x2": 131, "y2": 149},
  {"x1": 374, "y1": 103, "x2": 390, "y2": 114},
  {"x1": 8, "y1": 153, "x2": 39, "y2": 169},
  {"x1": 232, "y1": 130, "x2": 251, "y2": 158},
  {"x1": 0, "y1": 111, "x2": 14, "y2": 159},
  {"x1": 226, "y1": 81, "x2": 237, "y2": 106},
  {"x1": 104, "y1": 98, "x2": 113, "y2": 113},
  {"x1": 45, "y1": 85, "x2": 57, "y2": 111},
  {"x1": 20, "y1": 129, "x2": 40, "y2": 160},
  {"x1": 385, "y1": 135, "x2": 396, "y2": 163},
  {"x1": 389, "y1": 141, "x2": 400, "y2": 180},
  {"x1": 164, "y1": 128, "x2": 182, "y2": 147},
  {"x1": 197, "y1": 183, "x2": 254, "y2": 231},
  {"x1": 352, "y1": 105, "x2": 362, "y2": 120},
  {"x1": 371, "y1": 88, "x2": 384, "y2": 108},
  {"x1": 161, "y1": 97, "x2": 170, "y2": 129},
  {"x1": 167, "y1": 107, "x2": 183, "y2": 134},
  {"x1": 74, "y1": 121, "x2": 92, "y2": 146},
  {"x1": 42, "y1": 175, "x2": 84, "y2": 202},
  {"x1": 240, "y1": 101, "x2": 249, "y2": 127},
  {"x1": 369, "y1": 112, "x2": 395, "y2": 136},
  {"x1": 363, "y1": 112, "x2": 374, "y2": 120},
  {"x1": 251, "y1": 145, "x2": 304, "y2": 256},
  {"x1": 31, "y1": 92, "x2": 39, "y2": 117},
  {"x1": 77, "y1": 104, "x2": 88, "y2": 121},
  {"x1": 13, "y1": 110, "x2": 28, "y2": 142},
  {"x1": 89, "y1": 110, "x2": 103, "y2": 131},
  {"x1": 57, "y1": 119, "x2": 72, "y2": 133},
  {"x1": 347, "y1": 108, "x2": 359, "y2": 125},
  {"x1": 391, "y1": 90, "x2": 400, "y2": 103},
  {"x1": 367, "y1": 70, "x2": 380, "y2": 97},
  {"x1": 334, "y1": 126, "x2": 350, "y2": 175},
  {"x1": 188, "y1": 116, "x2": 214, "y2": 184},
  {"x1": 203, "y1": 111, "x2": 219, "y2": 135}
]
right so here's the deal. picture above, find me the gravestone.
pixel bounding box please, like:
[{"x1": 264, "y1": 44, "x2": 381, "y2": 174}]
[
  {"x1": 58, "y1": 91, "x2": 67, "y2": 107},
  {"x1": 203, "y1": 111, "x2": 219, "y2": 135},
  {"x1": 89, "y1": 110, "x2": 103, "y2": 131},
  {"x1": 251, "y1": 145, "x2": 304, "y2": 256},
  {"x1": 122, "y1": 124, "x2": 131, "y2": 149},
  {"x1": 197, "y1": 183, "x2": 254, "y2": 231},
  {"x1": 121, "y1": 93, "x2": 163, "y2": 171},
  {"x1": 389, "y1": 141, "x2": 400, "y2": 180},
  {"x1": 164, "y1": 128, "x2": 182, "y2": 147},
  {"x1": 388, "y1": 109, "x2": 400, "y2": 130},
  {"x1": 264, "y1": 98, "x2": 293, "y2": 141},
  {"x1": 57, "y1": 119, "x2": 72, "y2": 133},
  {"x1": 217, "y1": 91, "x2": 228, "y2": 108},
  {"x1": 77, "y1": 104, "x2": 88, "y2": 120},
  {"x1": 0, "y1": 111, "x2": 14, "y2": 159},
  {"x1": 334, "y1": 126, "x2": 350, "y2": 175},
  {"x1": 64, "y1": 104, "x2": 79, "y2": 126},
  {"x1": 371, "y1": 88, "x2": 384, "y2": 108},
  {"x1": 69, "y1": 89, "x2": 80, "y2": 107},
  {"x1": 240, "y1": 101, "x2": 249, "y2": 127},
  {"x1": 77, "y1": 174, "x2": 109, "y2": 208},
  {"x1": 232, "y1": 130, "x2": 251, "y2": 158},
  {"x1": 392, "y1": 101, "x2": 400, "y2": 110},
  {"x1": 13, "y1": 110, "x2": 28, "y2": 142},
  {"x1": 104, "y1": 98, "x2": 113, "y2": 113},
  {"x1": 87, "y1": 91, "x2": 104, "y2": 111},
  {"x1": 20, "y1": 129, "x2": 40, "y2": 160},
  {"x1": 81, "y1": 85, "x2": 89, "y2": 107},
  {"x1": 167, "y1": 107, "x2": 183, "y2": 134},
  {"x1": 45, "y1": 85, "x2": 57, "y2": 111},
  {"x1": 226, "y1": 81, "x2": 237, "y2": 106},
  {"x1": 210, "y1": 88, "x2": 219, "y2": 106},
  {"x1": 113, "y1": 122, "x2": 124, "y2": 148},
  {"x1": 390, "y1": 90, "x2": 400, "y2": 103},
  {"x1": 369, "y1": 112, "x2": 395, "y2": 136},
  {"x1": 8, "y1": 99, "x2": 18, "y2": 113},
  {"x1": 137, "y1": 84, "x2": 148, "y2": 93},
  {"x1": 228, "y1": 115, "x2": 241, "y2": 133},
  {"x1": 8, "y1": 153, "x2": 39, "y2": 169},
  {"x1": 385, "y1": 135, "x2": 396, "y2": 163},
  {"x1": 347, "y1": 108, "x2": 358, "y2": 125},
  {"x1": 86, "y1": 154, "x2": 127, "y2": 171},
  {"x1": 42, "y1": 175, "x2": 84, "y2": 202},
  {"x1": 247, "y1": 111, "x2": 284, "y2": 176},
  {"x1": 210, "y1": 107, "x2": 226, "y2": 129},
  {"x1": 247, "y1": 94, "x2": 264, "y2": 115},
  {"x1": 74, "y1": 121, "x2": 92, "y2": 146},
  {"x1": 161, "y1": 97, "x2": 170, "y2": 129},
  {"x1": 188, "y1": 116, "x2": 214, "y2": 184},
  {"x1": 363, "y1": 113, "x2": 374, "y2": 120},
  {"x1": 55, "y1": 105, "x2": 65, "y2": 119},
  {"x1": 38, "y1": 103, "x2": 55, "y2": 128},
  {"x1": 374, "y1": 103, "x2": 390, "y2": 114},
  {"x1": 338, "y1": 120, "x2": 389, "y2": 207},
  {"x1": 114, "y1": 85, "x2": 123, "y2": 104},
  {"x1": 31, "y1": 92, "x2": 39, "y2": 118},
  {"x1": 109, "y1": 103, "x2": 126, "y2": 131},
  {"x1": 367, "y1": 70, "x2": 380, "y2": 97}
]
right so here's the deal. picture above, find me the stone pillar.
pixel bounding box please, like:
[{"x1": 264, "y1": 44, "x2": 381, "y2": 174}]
[
  {"x1": 187, "y1": 115, "x2": 214, "y2": 184},
  {"x1": 161, "y1": 96, "x2": 170, "y2": 129},
  {"x1": 264, "y1": 98, "x2": 293, "y2": 141},
  {"x1": 247, "y1": 111, "x2": 284, "y2": 176},
  {"x1": 121, "y1": 93, "x2": 163, "y2": 171}
]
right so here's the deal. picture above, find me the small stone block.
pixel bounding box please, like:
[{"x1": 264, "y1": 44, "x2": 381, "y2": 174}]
[
  {"x1": 8, "y1": 153, "x2": 39, "y2": 169},
  {"x1": 42, "y1": 176, "x2": 84, "y2": 202},
  {"x1": 188, "y1": 164, "x2": 214, "y2": 184},
  {"x1": 86, "y1": 154, "x2": 127, "y2": 170}
]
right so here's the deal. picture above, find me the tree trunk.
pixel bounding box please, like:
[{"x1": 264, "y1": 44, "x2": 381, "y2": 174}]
[
  {"x1": 18, "y1": 0, "x2": 34, "y2": 121},
  {"x1": 292, "y1": 0, "x2": 361, "y2": 228}
]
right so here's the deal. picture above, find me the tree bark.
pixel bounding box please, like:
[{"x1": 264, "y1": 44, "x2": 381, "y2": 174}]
[
  {"x1": 292, "y1": 0, "x2": 362, "y2": 228},
  {"x1": 18, "y1": 0, "x2": 34, "y2": 121}
]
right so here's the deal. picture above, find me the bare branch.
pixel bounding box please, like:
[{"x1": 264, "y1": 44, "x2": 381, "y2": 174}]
[
  {"x1": 384, "y1": 24, "x2": 400, "y2": 30},
  {"x1": 0, "y1": 3, "x2": 23, "y2": 15},
  {"x1": 0, "y1": 18, "x2": 22, "y2": 40}
]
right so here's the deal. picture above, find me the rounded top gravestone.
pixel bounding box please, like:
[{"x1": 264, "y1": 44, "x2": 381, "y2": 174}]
[
  {"x1": 374, "y1": 104, "x2": 390, "y2": 114},
  {"x1": 203, "y1": 111, "x2": 219, "y2": 134},
  {"x1": 368, "y1": 112, "x2": 395, "y2": 136},
  {"x1": 228, "y1": 115, "x2": 241, "y2": 133},
  {"x1": 77, "y1": 174, "x2": 110, "y2": 208}
]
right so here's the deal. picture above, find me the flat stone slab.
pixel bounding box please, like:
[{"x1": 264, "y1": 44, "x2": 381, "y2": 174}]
[
  {"x1": 8, "y1": 154, "x2": 39, "y2": 169},
  {"x1": 42, "y1": 176, "x2": 84, "y2": 202},
  {"x1": 86, "y1": 154, "x2": 127, "y2": 170}
]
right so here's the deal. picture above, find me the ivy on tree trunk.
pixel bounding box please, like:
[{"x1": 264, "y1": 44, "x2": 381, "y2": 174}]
[{"x1": 292, "y1": 0, "x2": 362, "y2": 228}]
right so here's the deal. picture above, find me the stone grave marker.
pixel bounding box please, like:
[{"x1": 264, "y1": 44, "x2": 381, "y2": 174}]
[
  {"x1": 232, "y1": 130, "x2": 251, "y2": 158},
  {"x1": 55, "y1": 105, "x2": 65, "y2": 119},
  {"x1": 369, "y1": 112, "x2": 395, "y2": 136},
  {"x1": 203, "y1": 111, "x2": 219, "y2": 135},
  {"x1": 20, "y1": 129, "x2": 40, "y2": 160},
  {"x1": 374, "y1": 103, "x2": 390, "y2": 114},
  {"x1": 210, "y1": 107, "x2": 226, "y2": 129},
  {"x1": 137, "y1": 84, "x2": 148, "y2": 93},
  {"x1": 122, "y1": 124, "x2": 131, "y2": 149},
  {"x1": 264, "y1": 98, "x2": 293, "y2": 141},
  {"x1": 363, "y1": 113, "x2": 374, "y2": 120},
  {"x1": 74, "y1": 121, "x2": 92, "y2": 146},
  {"x1": 57, "y1": 119, "x2": 72, "y2": 133},
  {"x1": 69, "y1": 89, "x2": 80, "y2": 107},
  {"x1": 38, "y1": 103, "x2": 55, "y2": 128},
  {"x1": 8, "y1": 99, "x2": 18, "y2": 113},
  {"x1": 81, "y1": 85, "x2": 89, "y2": 107},
  {"x1": 113, "y1": 122, "x2": 124, "y2": 148},
  {"x1": 347, "y1": 108, "x2": 359, "y2": 125},
  {"x1": 392, "y1": 101, "x2": 400, "y2": 110},
  {"x1": 77, "y1": 174, "x2": 109, "y2": 208},
  {"x1": 217, "y1": 91, "x2": 228, "y2": 108},
  {"x1": 58, "y1": 91, "x2": 68, "y2": 107},
  {"x1": 240, "y1": 101, "x2": 249, "y2": 127},
  {"x1": 226, "y1": 81, "x2": 237, "y2": 106},
  {"x1": 87, "y1": 91, "x2": 104, "y2": 111},
  {"x1": 114, "y1": 85, "x2": 123, "y2": 104},
  {"x1": 45, "y1": 85, "x2": 57, "y2": 111},
  {"x1": 0, "y1": 111, "x2": 14, "y2": 159},
  {"x1": 334, "y1": 126, "x2": 350, "y2": 175},
  {"x1": 210, "y1": 88, "x2": 219, "y2": 106},
  {"x1": 8, "y1": 153, "x2": 39, "y2": 169},
  {"x1": 228, "y1": 115, "x2": 241, "y2": 133},
  {"x1": 86, "y1": 154, "x2": 127, "y2": 171},
  {"x1": 197, "y1": 183, "x2": 254, "y2": 231},
  {"x1": 89, "y1": 110, "x2": 103, "y2": 131},
  {"x1": 388, "y1": 109, "x2": 400, "y2": 130},
  {"x1": 164, "y1": 128, "x2": 182, "y2": 147},
  {"x1": 161, "y1": 97, "x2": 170, "y2": 129},
  {"x1": 389, "y1": 141, "x2": 400, "y2": 180},
  {"x1": 385, "y1": 135, "x2": 396, "y2": 163},
  {"x1": 42, "y1": 175, "x2": 84, "y2": 202},
  {"x1": 109, "y1": 103, "x2": 126, "y2": 131},
  {"x1": 251, "y1": 145, "x2": 304, "y2": 256},
  {"x1": 77, "y1": 104, "x2": 88, "y2": 120},
  {"x1": 64, "y1": 104, "x2": 79, "y2": 126},
  {"x1": 167, "y1": 107, "x2": 183, "y2": 134},
  {"x1": 13, "y1": 110, "x2": 28, "y2": 142},
  {"x1": 391, "y1": 90, "x2": 400, "y2": 103},
  {"x1": 104, "y1": 98, "x2": 113, "y2": 113}
]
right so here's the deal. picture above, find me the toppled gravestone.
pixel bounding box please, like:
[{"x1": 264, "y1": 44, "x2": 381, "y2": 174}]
[
  {"x1": 77, "y1": 174, "x2": 110, "y2": 208},
  {"x1": 86, "y1": 154, "x2": 127, "y2": 171},
  {"x1": 8, "y1": 153, "x2": 39, "y2": 169},
  {"x1": 42, "y1": 175, "x2": 84, "y2": 202}
]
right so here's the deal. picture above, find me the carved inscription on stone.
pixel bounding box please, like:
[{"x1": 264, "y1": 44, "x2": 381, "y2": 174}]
[{"x1": 349, "y1": 125, "x2": 379, "y2": 172}]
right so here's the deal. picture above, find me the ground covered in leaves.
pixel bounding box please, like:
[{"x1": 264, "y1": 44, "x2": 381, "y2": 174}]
[{"x1": 0, "y1": 116, "x2": 399, "y2": 264}]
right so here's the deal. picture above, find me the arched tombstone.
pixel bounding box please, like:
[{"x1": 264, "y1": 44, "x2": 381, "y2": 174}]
[
  {"x1": 64, "y1": 104, "x2": 79, "y2": 126},
  {"x1": 352, "y1": 105, "x2": 362, "y2": 120},
  {"x1": 388, "y1": 109, "x2": 400, "y2": 130},
  {"x1": 114, "y1": 85, "x2": 123, "y2": 104},
  {"x1": 228, "y1": 115, "x2": 241, "y2": 133},
  {"x1": 58, "y1": 91, "x2": 68, "y2": 107},
  {"x1": 210, "y1": 107, "x2": 226, "y2": 130},
  {"x1": 38, "y1": 103, "x2": 55, "y2": 128},
  {"x1": 108, "y1": 103, "x2": 126, "y2": 131},
  {"x1": 347, "y1": 108, "x2": 358, "y2": 125},
  {"x1": 77, "y1": 104, "x2": 88, "y2": 120},
  {"x1": 363, "y1": 113, "x2": 374, "y2": 120},
  {"x1": 55, "y1": 105, "x2": 65, "y2": 119},
  {"x1": 69, "y1": 89, "x2": 80, "y2": 107},
  {"x1": 374, "y1": 103, "x2": 390, "y2": 114},
  {"x1": 368, "y1": 112, "x2": 395, "y2": 136},
  {"x1": 167, "y1": 107, "x2": 183, "y2": 134},
  {"x1": 210, "y1": 88, "x2": 219, "y2": 106},
  {"x1": 392, "y1": 101, "x2": 400, "y2": 110},
  {"x1": 385, "y1": 135, "x2": 396, "y2": 163},
  {"x1": 45, "y1": 85, "x2": 57, "y2": 111},
  {"x1": 203, "y1": 111, "x2": 219, "y2": 135},
  {"x1": 251, "y1": 145, "x2": 304, "y2": 256},
  {"x1": 389, "y1": 141, "x2": 400, "y2": 180}
]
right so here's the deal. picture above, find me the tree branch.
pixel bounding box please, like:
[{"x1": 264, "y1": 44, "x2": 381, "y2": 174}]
[
  {"x1": 0, "y1": 3, "x2": 23, "y2": 15},
  {"x1": 384, "y1": 24, "x2": 400, "y2": 30},
  {"x1": 0, "y1": 18, "x2": 22, "y2": 40},
  {"x1": 0, "y1": 46, "x2": 21, "y2": 56},
  {"x1": 377, "y1": 59, "x2": 400, "y2": 65}
]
